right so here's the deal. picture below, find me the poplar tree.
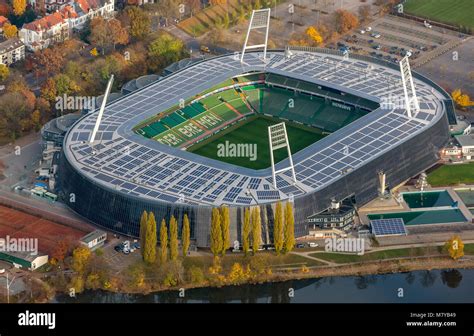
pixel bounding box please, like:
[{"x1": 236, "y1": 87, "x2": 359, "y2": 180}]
[
  {"x1": 182, "y1": 214, "x2": 190, "y2": 257},
  {"x1": 252, "y1": 207, "x2": 261, "y2": 255},
  {"x1": 283, "y1": 202, "x2": 295, "y2": 253},
  {"x1": 220, "y1": 206, "x2": 230, "y2": 256},
  {"x1": 139, "y1": 210, "x2": 148, "y2": 260},
  {"x1": 159, "y1": 219, "x2": 168, "y2": 263},
  {"x1": 169, "y1": 215, "x2": 179, "y2": 261},
  {"x1": 242, "y1": 208, "x2": 251, "y2": 256},
  {"x1": 144, "y1": 212, "x2": 157, "y2": 263},
  {"x1": 210, "y1": 208, "x2": 222, "y2": 256},
  {"x1": 274, "y1": 202, "x2": 284, "y2": 255}
]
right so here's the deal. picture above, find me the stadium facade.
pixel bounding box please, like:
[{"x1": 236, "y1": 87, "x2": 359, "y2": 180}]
[{"x1": 58, "y1": 49, "x2": 453, "y2": 247}]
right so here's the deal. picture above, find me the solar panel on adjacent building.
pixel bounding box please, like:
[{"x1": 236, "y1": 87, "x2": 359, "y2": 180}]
[{"x1": 370, "y1": 218, "x2": 407, "y2": 237}]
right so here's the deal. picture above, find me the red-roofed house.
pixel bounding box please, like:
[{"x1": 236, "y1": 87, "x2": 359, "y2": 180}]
[{"x1": 20, "y1": 0, "x2": 113, "y2": 51}]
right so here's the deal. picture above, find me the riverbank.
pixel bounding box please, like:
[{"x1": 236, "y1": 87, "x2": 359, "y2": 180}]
[{"x1": 45, "y1": 253, "x2": 474, "y2": 301}]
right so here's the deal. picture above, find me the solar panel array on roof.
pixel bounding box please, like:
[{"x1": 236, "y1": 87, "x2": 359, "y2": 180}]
[{"x1": 370, "y1": 218, "x2": 407, "y2": 237}]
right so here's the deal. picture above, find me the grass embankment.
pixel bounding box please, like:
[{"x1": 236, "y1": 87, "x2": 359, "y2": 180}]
[{"x1": 309, "y1": 244, "x2": 474, "y2": 264}]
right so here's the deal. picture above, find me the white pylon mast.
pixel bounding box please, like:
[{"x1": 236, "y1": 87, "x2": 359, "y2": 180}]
[
  {"x1": 399, "y1": 56, "x2": 419, "y2": 118},
  {"x1": 268, "y1": 122, "x2": 297, "y2": 189},
  {"x1": 241, "y1": 8, "x2": 271, "y2": 63},
  {"x1": 90, "y1": 74, "x2": 115, "y2": 144}
]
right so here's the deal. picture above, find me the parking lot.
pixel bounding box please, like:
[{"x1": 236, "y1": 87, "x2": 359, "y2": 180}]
[
  {"x1": 331, "y1": 15, "x2": 467, "y2": 65},
  {"x1": 102, "y1": 236, "x2": 142, "y2": 274}
]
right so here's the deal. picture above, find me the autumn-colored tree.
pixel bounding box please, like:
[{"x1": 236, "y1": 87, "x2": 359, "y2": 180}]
[
  {"x1": 72, "y1": 246, "x2": 91, "y2": 274},
  {"x1": 283, "y1": 202, "x2": 295, "y2": 253},
  {"x1": 125, "y1": 6, "x2": 150, "y2": 40},
  {"x1": 305, "y1": 26, "x2": 323, "y2": 45},
  {"x1": 444, "y1": 236, "x2": 464, "y2": 260},
  {"x1": 0, "y1": 64, "x2": 9, "y2": 81},
  {"x1": 182, "y1": 214, "x2": 190, "y2": 257},
  {"x1": 34, "y1": 47, "x2": 65, "y2": 75},
  {"x1": 227, "y1": 263, "x2": 248, "y2": 284},
  {"x1": 334, "y1": 9, "x2": 359, "y2": 34},
  {"x1": 139, "y1": 210, "x2": 148, "y2": 259},
  {"x1": 251, "y1": 207, "x2": 261, "y2": 255},
  {"x1": 144, "y1": 212, "x2": 157, "y2": 263},
  {"x1": 210, "y1": 208, "x2": 223, "y2": 256},
  {"x1": 242, "y1": 208, "x2": 251, "y2": 256},
  {"x1": 12, "y1": 0, "x2": 26, "y2": 16},
  {"x1": 452, "y1": 89, "x2": 473, "y2": 107},
  {"x1": 90, "y1": 17, "x2": 129, "y2": 53},
  {"x1": 51, "y1": 240, "x2": 69, "y2": 264},
  {"x1": 220, "y1": 206, "x2": 230, "y2": 255},
  {"x1": 358, "y1": 4, "x2": 371, "y2": 23},
  {"x1": 159, "y1": 218, "x2": 168, "y2": 263},
  {"x1": 209, "y1": 0, "x2": 226, "y2": 5},
  {"x1": 169, "y1": 215, "x2": 178, "y2": 261},
  {"x1": 0, "y1": 3, "x2": 9, "y2": 16},
  {"x1": 30, "y1": 110, "x2": 41, "y2": 131},
  {"x1": 273, "y1": 202, "x2": 284, "y2": 254},
  {"x1": 3, "y1": 23, "x2": 18, "y2": 39}
]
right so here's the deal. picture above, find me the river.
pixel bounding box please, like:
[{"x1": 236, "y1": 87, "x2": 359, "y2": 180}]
[{"x1": 53, "y1": 268, "x2": 474, "y2": 303}]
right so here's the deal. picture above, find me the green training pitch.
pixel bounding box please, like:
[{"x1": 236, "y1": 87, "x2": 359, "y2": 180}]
[
  {"x1": 187, "y1": 116, "x2": 325, "y2": 170},
  {"x1": 404, "y1": 0, "x2": 474, "y2": 29},
  {"x1": 427, "y1": 163, "x2": 474, "y2": 186}
]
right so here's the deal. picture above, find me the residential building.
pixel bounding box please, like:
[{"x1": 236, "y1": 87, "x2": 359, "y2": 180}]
[
  {"x1": 455, "y1": 133, "x2": 474, "y2": 161},
  {"x1": 0, "y1": 38, "x2": 25, "y2": 65},
  {"x1": 20, "y1": 0, "x2": 114, "y2": 51}
]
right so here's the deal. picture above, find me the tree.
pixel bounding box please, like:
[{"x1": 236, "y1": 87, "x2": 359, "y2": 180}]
[
  {"x1": 12, "y1": 0, "x2": 26, "y2": 16},
  {"x1": 90, "y1": 48, "x2": 99, "y2": 57},
  {"x1": 125, "y1": 6, "x2": 150, "y2": 40},
  {"x1": 90, "y1": 17, "x2": 129, "y2": 53},
  {"x1": 358, "y1": 4, "x2": 371, "y2": 23},
  {"x1": 0, "y1": 64, "x2": 9, "y2": 82},
  {"x1": 147, "y1": 33, "x2": 186, "y2": 72},
  {"x1": 210, "y1": 208, "x2": 223, "y2": 256},
  {"x1": 334, "y1": 9, "x2": 359, "y2": 34},
  {"x1": 283, "y1": 202, "x2": 295, "y2": 253},
  {"x1": 182, "y1": 214, "x2": 190, "y2": 257},
  {"x1": 34, "y1": 48, "x2": 65, "y2": 75},
  {"x1": 72, "y1": 246, "x2": 91, "y2": 274},
  {"x1": 251, "y1": 207, "x2": 261, "y2": 255},
  {"x1": 444, "y1": 236, "x2": 464, "y2": 260},
  {"x1": 139, "y1": 210, "x2": 148, "y2": 260},
  {"x1": 242, "y1": 208, "x2": 251, "y2": 256},
  {"x1": 108, "y1": 18, "x2": 129, "y2": 50},
  {"x1": 3, "y1": 23, "x2": 18, "y2": 39},
  {"x1": 159, "y1": 219, "x2": 168, "y2": 263},
  {"x1": 220, "y1": 206, "x2": 230, "y2": 255},
  {"x1": 169, "y1": 215, "x2": 178, "y2": 261},
  {"x1": 305, "y1": 26, "x2": 323, "y2": 45},
  {"x1": 186, "y1": 0, "x2": 201, "y2": 17},
  {"x1": 452, "y1": 89, "x2": 473, "y2": 107},
  {"x1": 273, "y1": 202, "x2": 284, "y2": 254},
  {"x1": 209, "y1": 0, "x2": 226, "y2": 4},
  {"x1": 51, "y1": 240, "x2": 69, "y2": 264},
  {"x1": 144, "y1": 212, "x2": 157, "y2": 263}
]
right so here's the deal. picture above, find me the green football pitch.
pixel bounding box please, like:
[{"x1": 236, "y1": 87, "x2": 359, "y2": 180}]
[
  {"x1": 187, "y1": 116, "x2": 325, "y2": 170},
  {"x1": 404, "y1": 0, "x2": 474, "y2": 29}
]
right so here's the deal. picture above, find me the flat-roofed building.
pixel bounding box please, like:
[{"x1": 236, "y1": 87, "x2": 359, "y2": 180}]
[
  {"x1": 80, "y1": 230, "x2": 107, "y2": 250},
  {"x1": 0, "y1": 38, "x2": 25, "y2": 66}
]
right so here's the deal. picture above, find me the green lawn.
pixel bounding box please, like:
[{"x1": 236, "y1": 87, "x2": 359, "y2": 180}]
[
  {"x1": 188, "y1": 116, "x2": 324, "y2": 170},
  {"x1": 427, "y1": 163, "x2": 474, "y2": 186},
  {"x1": 310, "y1": 244, "x2": 474, "y2": 264},
  {"x1": 404, "y1": 0, "x2": 474, "y2": 29}
]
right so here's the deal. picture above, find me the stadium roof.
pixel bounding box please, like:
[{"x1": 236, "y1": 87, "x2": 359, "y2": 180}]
[{"x1": 63, "y1": 50, "x2": 449, "y2": 207}]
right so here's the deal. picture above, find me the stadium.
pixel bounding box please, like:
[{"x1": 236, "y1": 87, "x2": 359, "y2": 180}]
[{"x1": 58, "y1": 48, "x2": 454, "y2": 247}]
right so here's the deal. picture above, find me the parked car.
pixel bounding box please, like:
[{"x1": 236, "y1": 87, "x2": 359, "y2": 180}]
[
  {"x1": 366, "y1": 26, "x2": 372, "y2": 32},
  {"x1": 371, "y1": 33, "x2": 381, "y2": 38},
  {"x1": 308, "y1": 242, "x2": 319, "y2": 248},
  {"x1": 200, "y1": 45, "x2": 211, "y2": 53},
  {"x1": 359, "y1": 29, "x2": 365, "y2": 34},
  {"x1": 114, "y1": 245, "x2": 123, "y2": 252},
  {"x1": 296, "y1": 243, "x2": 305, "y2": 248}
]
